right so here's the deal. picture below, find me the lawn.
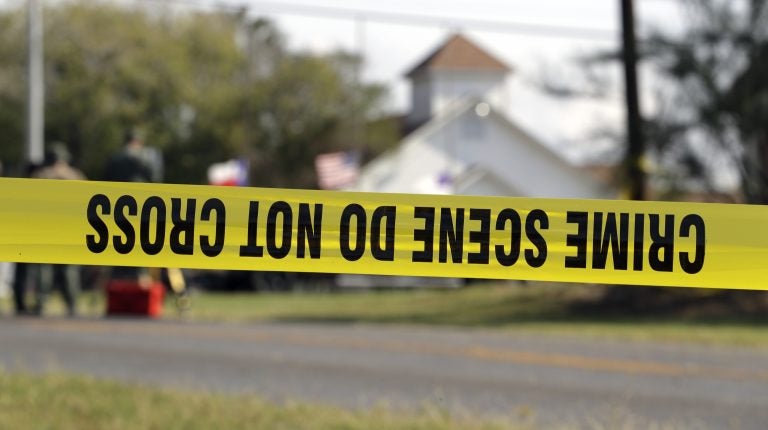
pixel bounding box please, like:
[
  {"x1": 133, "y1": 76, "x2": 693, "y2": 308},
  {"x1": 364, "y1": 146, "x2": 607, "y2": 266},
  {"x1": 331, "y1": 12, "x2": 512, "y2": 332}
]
[
  {"x1": 6, "y1": 281, "x2": 768, "y2": 348},
  {"x1": 0, "y1": 371, "x2": 515, "y2": 430},
  {"x1": 185, "y1": 282, "x2": 768, "y2": 347}
]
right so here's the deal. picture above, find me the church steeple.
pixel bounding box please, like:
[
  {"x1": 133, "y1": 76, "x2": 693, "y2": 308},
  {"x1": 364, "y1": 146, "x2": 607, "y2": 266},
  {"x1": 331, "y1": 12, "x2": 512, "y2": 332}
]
[{"x1": 405, "y1": 34, "x2": 511, "y2": 129}]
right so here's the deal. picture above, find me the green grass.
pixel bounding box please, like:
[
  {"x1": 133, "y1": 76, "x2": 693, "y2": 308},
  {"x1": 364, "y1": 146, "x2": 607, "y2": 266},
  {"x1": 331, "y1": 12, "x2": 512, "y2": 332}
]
[
  {"x1": 6, "y1": 282, "x2": 768, "y2": 348},
  {"x1": 187, "y1": 283, "x2": 577, "y2": 325},
  {"x1": 184, "y1": 283, "x2": 768, "y2": 348},
  {"x1": 0, "y1": 371, "x2": 517, "y2": 430}
]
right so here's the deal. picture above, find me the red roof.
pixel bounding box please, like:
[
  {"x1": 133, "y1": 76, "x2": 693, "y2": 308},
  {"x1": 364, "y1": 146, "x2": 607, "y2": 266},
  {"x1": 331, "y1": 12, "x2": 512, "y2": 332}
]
[{"x1": 405, "y1": 33, "x2": 511, "y2": 78}]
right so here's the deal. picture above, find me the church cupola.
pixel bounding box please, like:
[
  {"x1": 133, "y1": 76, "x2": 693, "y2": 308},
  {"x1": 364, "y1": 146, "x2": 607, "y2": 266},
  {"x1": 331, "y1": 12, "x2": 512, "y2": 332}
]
[{"x1": 405, "y1": 33, "x2": 511, "y2": 129}]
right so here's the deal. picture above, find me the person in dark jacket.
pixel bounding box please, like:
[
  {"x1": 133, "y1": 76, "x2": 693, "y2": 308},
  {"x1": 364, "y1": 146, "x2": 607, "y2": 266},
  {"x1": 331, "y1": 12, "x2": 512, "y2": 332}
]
[
  {"x1": 103, "y1": 128, "x2": 163, "y2": 283},
  {"x1": 32, "y1": 143, "x2": 86, "y2": 316},
  {"x1": 11, "y1": 161, "x2": 44, "y2": 315},
  {"x1": 104, "y1": 128, "x2": 163, "y2": 183}
]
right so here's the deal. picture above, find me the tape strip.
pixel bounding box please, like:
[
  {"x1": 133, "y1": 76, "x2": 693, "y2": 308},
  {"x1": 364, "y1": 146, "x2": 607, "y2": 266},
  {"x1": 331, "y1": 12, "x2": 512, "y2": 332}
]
[{"x1": 1, "y1": 178, "x2": 766, "y2": 290}]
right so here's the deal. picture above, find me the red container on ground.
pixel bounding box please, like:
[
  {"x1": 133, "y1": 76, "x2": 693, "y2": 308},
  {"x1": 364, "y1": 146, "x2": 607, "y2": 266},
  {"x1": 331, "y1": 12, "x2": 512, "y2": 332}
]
[{"x1": 106, "y1": 280, "x2": 165, "y2": 317}]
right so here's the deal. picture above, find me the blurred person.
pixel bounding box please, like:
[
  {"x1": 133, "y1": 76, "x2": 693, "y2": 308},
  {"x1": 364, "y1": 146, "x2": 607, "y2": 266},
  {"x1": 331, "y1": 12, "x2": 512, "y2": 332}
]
[
  {"x1": 103, "y1": 128, "x2": 164, "y2": 284},
  {"x1": 11, "y1": 161, "x2": 45, "y2": 315},
  {"x1": 32, "y1": 143, "x2": 86, "y2": 316},
  {"x1": 104, "y1": 128, "x2": 163, "y2": 183},
  {"x1": 11, "y1": 263, "x2": 31, "y2": 315},
  {"x1": 34, "y1": 142, "x2": 86, "y2": 181}
]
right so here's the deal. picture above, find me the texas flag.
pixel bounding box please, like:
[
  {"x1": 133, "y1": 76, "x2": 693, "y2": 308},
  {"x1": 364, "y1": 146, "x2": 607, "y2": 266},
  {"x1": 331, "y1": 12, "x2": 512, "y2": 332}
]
[{"x1": 207, "y1": 159, "x2": 249, "y2": 186}]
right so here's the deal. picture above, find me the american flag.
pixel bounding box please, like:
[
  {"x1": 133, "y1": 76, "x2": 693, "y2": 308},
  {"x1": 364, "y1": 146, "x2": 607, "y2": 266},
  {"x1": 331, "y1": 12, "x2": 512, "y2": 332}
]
[{"x1": 315, "y1": 151, "x2": 360, "y2": 190}]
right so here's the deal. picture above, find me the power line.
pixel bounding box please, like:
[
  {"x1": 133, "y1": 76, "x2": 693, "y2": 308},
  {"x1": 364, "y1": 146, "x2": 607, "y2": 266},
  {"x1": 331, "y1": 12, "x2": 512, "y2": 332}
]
[{"x1": 142, "y1": 0, "x2": 618, "y2": 41}]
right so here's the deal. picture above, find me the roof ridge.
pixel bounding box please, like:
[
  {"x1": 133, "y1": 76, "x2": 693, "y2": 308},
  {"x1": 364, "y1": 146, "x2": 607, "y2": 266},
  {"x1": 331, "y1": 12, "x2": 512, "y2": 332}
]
[{"x1": 405, "y1": 33, "x2": 511, "y2": 77}]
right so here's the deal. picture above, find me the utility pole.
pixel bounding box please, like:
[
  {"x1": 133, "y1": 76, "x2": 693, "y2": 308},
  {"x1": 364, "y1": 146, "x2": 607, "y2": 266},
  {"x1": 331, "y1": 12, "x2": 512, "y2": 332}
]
[
  {"x1": 620, "y1": 0, "x2": 645, "y2": 200},
  {"x1": 238, "y1": 6, "x2": 258, "y2": 186},
  {"x1": 26, "y1": 0, "x2": 45, "y2": 166},
  {"x1": 353, "y1": 16, "x2": 366, "y2": 151}
]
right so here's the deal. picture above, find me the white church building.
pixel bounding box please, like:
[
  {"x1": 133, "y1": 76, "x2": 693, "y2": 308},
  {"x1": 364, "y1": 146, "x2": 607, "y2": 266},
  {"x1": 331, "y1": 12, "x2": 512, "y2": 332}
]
[{"x1": 352, "y1": 33, "x2": 614, "y2": 200}]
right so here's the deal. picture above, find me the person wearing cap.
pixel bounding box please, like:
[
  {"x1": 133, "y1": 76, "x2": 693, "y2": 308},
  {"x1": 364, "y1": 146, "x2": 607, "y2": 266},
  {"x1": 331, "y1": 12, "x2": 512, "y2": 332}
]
[
  {"x1": 32, "y1": 142, "x2": 86, "y2": 316},
  {"x1": 34, "y1": 142, "x2": 86, "y2": 181}
]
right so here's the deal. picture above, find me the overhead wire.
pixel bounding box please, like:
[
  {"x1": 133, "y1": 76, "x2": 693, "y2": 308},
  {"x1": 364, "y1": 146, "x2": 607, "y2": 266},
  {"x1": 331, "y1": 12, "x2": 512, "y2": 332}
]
[{"x1": 140, "y1": 0, "x2": 618, "y2": 41}]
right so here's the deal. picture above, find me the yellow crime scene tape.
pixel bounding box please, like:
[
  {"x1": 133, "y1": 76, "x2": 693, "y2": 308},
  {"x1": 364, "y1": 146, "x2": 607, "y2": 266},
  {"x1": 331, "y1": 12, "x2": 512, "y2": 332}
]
[{"x1": 0, "y1": 177, "x2": 766, "y2": 290}]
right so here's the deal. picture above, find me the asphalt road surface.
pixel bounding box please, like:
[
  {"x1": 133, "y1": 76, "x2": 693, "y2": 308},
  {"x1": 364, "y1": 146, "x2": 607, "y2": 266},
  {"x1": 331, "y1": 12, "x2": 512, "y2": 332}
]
[{"x1": 1, "y1": 317, "x2": 767, "y2": 428}]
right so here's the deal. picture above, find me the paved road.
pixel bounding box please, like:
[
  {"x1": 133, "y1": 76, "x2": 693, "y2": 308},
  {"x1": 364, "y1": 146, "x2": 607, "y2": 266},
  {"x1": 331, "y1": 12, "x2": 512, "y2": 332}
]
[{"x1": 1, "y1": 317, "x2": 767, "y2": 428}]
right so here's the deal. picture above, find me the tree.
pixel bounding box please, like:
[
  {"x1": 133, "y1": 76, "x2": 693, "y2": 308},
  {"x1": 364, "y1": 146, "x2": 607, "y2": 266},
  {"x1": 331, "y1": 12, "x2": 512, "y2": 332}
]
[
  {"x1": 639, "y1": 0, "x2": 768, "y2": 202},
  {"x1": 541, "y1": 1, "x2": 768, "y2": 202},
  {"x1": 0, "y1": 1, "x2": 397, "y2": 186},
  {"x1": 547, "y1": 0, "x2": 768, "y2": 312},
  {"x1": 0, "y1": 8, "x2": 26, "y2": 166}
]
